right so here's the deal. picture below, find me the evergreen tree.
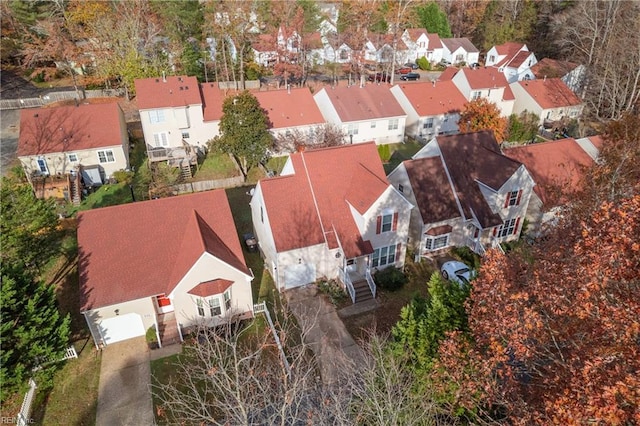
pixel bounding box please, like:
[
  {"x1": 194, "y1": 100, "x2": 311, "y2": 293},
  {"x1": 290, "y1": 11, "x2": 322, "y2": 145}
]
[
  {"x1": 1, "y1": 263, "x2": 71, "y2": 401},
  {"x1": 416, "y1": 2, "x2": 452, "y2": 38},
  {"x1": 211, "y1": 91, "x2": 272, "y2": 180}
]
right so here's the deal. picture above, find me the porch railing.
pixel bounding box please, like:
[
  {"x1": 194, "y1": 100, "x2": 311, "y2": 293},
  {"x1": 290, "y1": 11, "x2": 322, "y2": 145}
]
[
  {"x1": 466, "y1": 238, "x2": 486, "y2": 256},
  {"x1": 339, "y1": 267, "x2": 356, "y2": 304},
  {"x1": 365, "y1": 269, "x2": 376, "y2": 299}
]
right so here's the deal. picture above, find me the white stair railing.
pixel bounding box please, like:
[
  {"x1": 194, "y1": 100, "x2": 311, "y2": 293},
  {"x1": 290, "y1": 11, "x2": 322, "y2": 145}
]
[
  {"x1": 365, "y1": 268, "x2": 376, "y2": 299},
  {"x1": 339, "y1": 267, "x2": 356, "y2": 304}
]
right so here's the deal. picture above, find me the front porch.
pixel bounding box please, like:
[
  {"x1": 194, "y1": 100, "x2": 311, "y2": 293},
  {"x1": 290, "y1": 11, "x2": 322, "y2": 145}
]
[{"x1": 338, "y1": 257, "x2": 377, "y2": 304}]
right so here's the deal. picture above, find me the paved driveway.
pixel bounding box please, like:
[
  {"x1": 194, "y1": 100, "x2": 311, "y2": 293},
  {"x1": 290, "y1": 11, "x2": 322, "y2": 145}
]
[
  {"x1": 284, "y1": 285, "x2": 362, "y2": 384},
  {"x1": 96, "y1": 337, "x2": 154, "y2": 426}
]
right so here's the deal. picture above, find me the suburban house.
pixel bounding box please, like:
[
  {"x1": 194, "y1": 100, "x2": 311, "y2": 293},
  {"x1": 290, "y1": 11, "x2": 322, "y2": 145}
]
[
  {"x1": 313, "y1": 84, "x2": 407, "y2": 145},
  {"x1": 79, "y1": 190, "x2": 254, "y2": 348},
  {"x1": 252, "y1": 34, "x2": 279, "y2": 67},
  {"x1": 388, "y1": 131, "x2": 534, "y2": 256},
  {"x1": 485, "y1": 42, "x2": 538, "y2": 83},
  {"x1": 504, "y1": 137, "x2": 601, "y2": 235},
  {"x1": 450, "y1": 67, "x2": 516, "y2": 117},
  {"x1": 135, "y1": 75, "x2": 214, "y2": 177},
  {"x1": 390, "y1": 80, "x2": 467, "y2": 141},
  {"x1": 510, "y1": 78, "x2": 584, "y2": 126},
  {"x1": 530, "y1": 57, "x2": 586, "y2": 95},
  {"x1": 401, "y1": 28, "x2": 444, "y2": 64},
  {"x1": 250, "y1": 143, "x2": 412, "y2": 302},
  {"x1": 17, "y1": 101, "x2": 129, "y2": 203},
  {"x1": 321, "y1": 32, "x2": 353, "y2": 64},
  {"x1": 441, "y1": 38, "x2": 480, "y2": 66}
]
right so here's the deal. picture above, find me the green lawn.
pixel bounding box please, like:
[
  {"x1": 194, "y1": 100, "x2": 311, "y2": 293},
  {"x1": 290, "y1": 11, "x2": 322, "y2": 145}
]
[
  {"x1": 192, "y1": 152, "x2": 239, "y2": 181},
  {"x1": 66, "y1": 182, "x2": 134, "y2": 216},
  {"x1": 31, "y1": 339, "x2": 101, "y2": 426},
  {"x1": 265, "y1": 156, "x2": 289, "y2": 175},
  {"x1": 383, "y1": 140, "x2": 422, "y2": 174}
]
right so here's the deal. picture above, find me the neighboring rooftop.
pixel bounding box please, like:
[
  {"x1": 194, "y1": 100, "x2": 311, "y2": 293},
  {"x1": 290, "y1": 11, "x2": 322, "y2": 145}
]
[
  {"x1": 394, "y1": 80, "x2": 467, "y2": 116},
  {"x1": 254, "y1": 88, "x2": 325, "y2": 129},
  {"x1": 17, "y1": 102, "x2": 124, "y2": 157},
  {"x1": 441, "y1": 37, "x2": 479, "y2": 53},
  {"x1": 515, "y1": 78, "x2": 582, "y2": 108},
  {"x1": 134, "y1": 75, "x2": 201, "y2": 110},
  {"x1": 78, "y1": 190, "x2": 249, "y2": 310},
  {"x1": 530, "y1": 58, "x2": 580, "y2": 79},
  {"x1": 456, "y1": 67, "x2": 515, "y2": 100},
  {"x1": 317, "y1": 84, "x2": 406, "y2": 122}
]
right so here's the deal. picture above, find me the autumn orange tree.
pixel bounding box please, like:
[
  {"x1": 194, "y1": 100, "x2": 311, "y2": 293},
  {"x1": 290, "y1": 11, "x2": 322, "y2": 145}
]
[
  {"x1": 433, "y1": 112, "x2": 640, "y2": 424},
  {"x1": 459, "y1": 98, "x2": 508, "y2": 142}
]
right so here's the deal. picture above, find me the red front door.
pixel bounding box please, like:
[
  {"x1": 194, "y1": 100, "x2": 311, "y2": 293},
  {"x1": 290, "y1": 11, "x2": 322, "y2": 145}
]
[{"x1": 156, "y1": 294, "x2": 173, "y2": 313}]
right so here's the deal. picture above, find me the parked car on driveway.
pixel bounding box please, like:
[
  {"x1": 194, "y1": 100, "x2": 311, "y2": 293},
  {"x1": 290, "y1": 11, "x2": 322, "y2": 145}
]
[
  {"x1": 400, "y1": 72, "x2": 420, "y2": 81},
  {"x1": 404, "y1": 62, "x2": 419, "y2": 70},
  {"x1": 397, "y1": 66, "x2": 412, "y2": 74},
  {"x1": 441, "y1": 261, "x2": 475, "y2": 286},
  {"x1": 368, "y1": 72, "x2": 391, "y2": 83}
]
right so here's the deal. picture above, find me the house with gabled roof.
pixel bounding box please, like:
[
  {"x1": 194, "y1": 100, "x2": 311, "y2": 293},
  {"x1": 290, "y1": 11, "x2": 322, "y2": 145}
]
[
  {"x1": 510, "y1": 78, "x2": 584, "y2": 126},
  {"x1": 504, "y1": 136, "x2": 600, "y2": 235},
  {"x1": 441, "y1": 37, "x2": 479, "y2": 66},
  {"x1": 390, "y1": 80, "x2": 467, "y2": 141},
  {"x1": 401, "y1": 28, "x2": 444, "y2": 64},
  {"x1": 17, "y1": 101, "x2": 129, "y2": 203},
  {"x1": 388, "y1": 131, "x2": 534, "y2": 256},
  {"x1": 79, "y1": 190, "x2": 254, "y2": 348},
  {"x1": 530, "y1": 58, "x2": 586, "y2": 95},
  {"x1": 485, "y1": 42, "x2": 537, "y2": 83},
  {"x1": 250, "y1": 143, "x2": 412, "y2": 302},
  {"x1": 313, "y1": 84, "x2": 407, "y2": 145},
  {"x1": 450, "y1": 67, "x2": 516, "y2": 116},
  {"x1": 135, "y1": 75, "x2": 212, "y2": 176}
]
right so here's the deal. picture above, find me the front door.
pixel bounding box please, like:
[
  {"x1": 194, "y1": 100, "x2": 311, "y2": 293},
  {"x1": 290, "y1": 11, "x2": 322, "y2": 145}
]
[
  {"x1": 346, "y1": 259, "x2": 357, "y2": 274},
  {"x1": 155, "y1": 294, "x2": 174, "y2": 314}
]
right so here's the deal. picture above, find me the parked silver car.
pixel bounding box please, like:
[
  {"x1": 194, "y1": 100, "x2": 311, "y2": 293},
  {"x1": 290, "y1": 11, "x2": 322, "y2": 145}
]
[{"x1": 441, "y1": 261, "x2": 474, "y2": 286}]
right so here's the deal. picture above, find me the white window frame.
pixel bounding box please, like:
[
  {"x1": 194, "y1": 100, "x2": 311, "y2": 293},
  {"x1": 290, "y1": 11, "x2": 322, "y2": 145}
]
[
  {"x1": 508, "y1": 190, "x2": 520, "y2": 206},
  {"x1": 371, "y1": 121, "x2": 376, "y2": 129},
  {"x1": 497, "y1": 218, "x2": 518, "y2": 238},
  {"x1": 472, "y1": 91, "x2": 481, "y2": 100},
  {"x1": 209, "y1": 297, "x2": 222, "y2": 316},
  {"x1": 381, "y1": 212, "x2": 393, "y2": 233},
  {"x1": 196, "y1": 298, "x2": 205, "y2": 317},
  {"x1": 423, "y1": 118, "x2": 434, "y2": 129},
  {"x1": 181, "y1": 131, "x2": 190, "y2": 139},
  {"x1": 36, "y1": 157, "x2": 49, "y2": 174},
  {"x1": 425, "y1": 234, "x2": 450, "y2": 251},
  {"x1": 148, "y1": 110, "x2": 166, "y2": 124},
  {"x1": 223, "y1": 290, "x2": 231, "y2": 310},
  {"x1": 97, "y1": 150, "x2": 115, "y2": 164},
  {"x1": 388, "y1": 118, "x2": 399, "y2": 131},
  {"x1": 67, "y1": 153, "x2": 79, "y2": 163},
  {"x1": 347, "y1": 123, "x2": 359, "y2": 136},
  {"x1": 371, "y1": 244, "x2": 397, "y2": 268},
  {"x1": 153, "y1": 132, "x2": 169, "y2": 147}
]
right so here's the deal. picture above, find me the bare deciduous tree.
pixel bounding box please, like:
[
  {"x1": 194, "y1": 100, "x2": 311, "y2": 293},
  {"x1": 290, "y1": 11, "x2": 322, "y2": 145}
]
[{"x1": 274, "y1": 123, "x2": 346, "y2": 153}]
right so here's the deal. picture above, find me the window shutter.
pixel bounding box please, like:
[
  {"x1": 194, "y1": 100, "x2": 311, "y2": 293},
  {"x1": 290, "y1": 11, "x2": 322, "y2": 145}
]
[
  {"x1": 396, "y1": 243, "x2": 402, "y2": 262},
  {"x1": 493, "y1": 226, "x2": 497, "y2": 237},
  {"x1": 514, "y1": 217, "x2": 521, "y2": 235},
  {"x1": 503, "y1": 194, "x2": 510, "y2": 208},
  {"x1": 392, "y1": 212, "x2": 398, "y2": 231},
  {"x1": 376, "y1": 216, "x2": 382, "y2": 234},
  {"x1": 516, "y1": 189, "x2": 523, "y2": 206}
]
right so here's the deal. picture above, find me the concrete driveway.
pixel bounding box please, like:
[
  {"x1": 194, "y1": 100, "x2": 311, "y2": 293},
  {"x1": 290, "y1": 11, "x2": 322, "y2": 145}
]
[
  {"x1": 284, "y1": 285, "x2": 363, "y2": 384},
  {"x1": 96, "y1": 337, "x2": 154, "y2": 426}
]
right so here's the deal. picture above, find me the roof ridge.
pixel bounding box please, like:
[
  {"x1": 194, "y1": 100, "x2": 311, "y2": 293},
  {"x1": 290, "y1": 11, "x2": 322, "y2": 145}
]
[{"x1": 193, "y1": 210, "x2": 247, "y2": 273}]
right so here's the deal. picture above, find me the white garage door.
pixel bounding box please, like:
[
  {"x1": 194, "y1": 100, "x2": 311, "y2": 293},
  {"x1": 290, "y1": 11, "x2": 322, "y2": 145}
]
[
  {"x1": 99, "y1": 313, "x2": 145, "y2": 345},
  {"x1": 283, "y1": 264, "x2": 316, "y2": 289}
]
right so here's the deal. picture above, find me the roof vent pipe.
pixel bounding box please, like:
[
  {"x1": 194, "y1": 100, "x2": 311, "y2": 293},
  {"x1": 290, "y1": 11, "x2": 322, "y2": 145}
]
[{"x1": 162, "y1": 72, "x2": 166, "y2": 83}]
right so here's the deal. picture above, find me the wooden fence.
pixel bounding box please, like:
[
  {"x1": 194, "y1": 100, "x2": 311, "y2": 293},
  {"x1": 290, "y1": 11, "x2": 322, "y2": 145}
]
[{"x1": 172, "y1": 175, "x2": 245, "y2": 194}]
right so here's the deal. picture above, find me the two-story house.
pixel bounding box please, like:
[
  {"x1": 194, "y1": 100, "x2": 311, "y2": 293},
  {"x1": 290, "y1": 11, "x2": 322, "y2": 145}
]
[
  {"x1": 441, "y1": 38, "x2": 480, "y2": 66},
  {"x1": 530, "y1": 58, "x2": 586, "y2": 95},
  {"x1": 135, "y1": 75, "x2": 215, "y2": 176},
  {"x1": 401, "y1": 28, "x2": 444, "y2": 63},
  {"x1": 390, "y1": 80, "x2": 468, "y2": 142},
  {"x1": 510, "y1": 78, "x2": 584, "y2": 126},
  {"x1": 485, "y1": 42, "x2": 537, "y2": 83},
  {"x1": 17, "y1": 101, "x2": 129, "y2": 203},
  {"x1": 449, "y1": 67, "x2": 516, "y2": 117},
  {"x1": 388, "y1": 131, "x2": 534, "y2": 257},
  {"x1": 313, "y1": 84, "x2": 407, "y2": 145},
  {"x1": 250, "y1": 143, "x2": 412, "y2": 303}
]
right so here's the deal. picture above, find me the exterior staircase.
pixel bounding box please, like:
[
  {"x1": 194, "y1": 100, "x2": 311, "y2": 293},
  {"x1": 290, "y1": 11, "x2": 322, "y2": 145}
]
[
  {"x1": 180, "y1": 162, "x2": 193, "y2": 180},
  {"x1": 157, "y1": 312, "x2": 181, "y2": 347},
  {"x1": 68, "y1": 172, "x2": 81, "y2": 205},
  {"x1": 353, "y1": 279, "x2": 374, "y2": 303}
]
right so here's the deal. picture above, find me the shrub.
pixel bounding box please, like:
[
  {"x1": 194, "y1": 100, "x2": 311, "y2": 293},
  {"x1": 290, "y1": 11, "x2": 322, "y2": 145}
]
[
  {"x1": 416, "y1": 56, "x2": 431, "y2": 71},
  {"x1": 374, "y1": 266, "x2": 408, "y2": 291},
  {"x1": 316, "y1": 279, "x2": 347, "y2": 305},
  {"x1": 112, "y1": 169, "x2": 134, "y2": 184},
  {"x1": 450, "y1": 246, "x2": 481, "y2": 270}
]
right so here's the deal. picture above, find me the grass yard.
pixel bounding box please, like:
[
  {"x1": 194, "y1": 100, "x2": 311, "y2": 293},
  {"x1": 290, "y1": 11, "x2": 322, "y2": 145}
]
[
  {"x1": 66, "y1": 182, "x2": 134, "y2": 216},
  {"x1": 382, "y1": 140, "x2": 423, "y2": 174},
  {"x1": 31, "y1": 339, "x2": 101, "y2": 426},
  {"x1": 264, "y1": 156, "x2": 289, "y2": 175},
  {"x1": 192, "y1": 152, "x2": 239, "y2": 181}
]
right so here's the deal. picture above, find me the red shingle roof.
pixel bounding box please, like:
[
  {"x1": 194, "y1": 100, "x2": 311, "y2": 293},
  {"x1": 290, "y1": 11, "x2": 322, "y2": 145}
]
[
  {"x1": 254, "y1": 88, "x2": 325, "y2": 129},
  {"x1": 460, "y1": 67, "x2": 510, "y2": 90},
  {"x1": 495, "y1": 42, "x2": 525, "y2": 57},
  {"x1": 405, "y1": 28, "x2": 428, "y2": 41},
  {"x1": 188, "y1": 279, "x2": 233, "y2": 297},
  {"x1": 18, "y1": 102, "x2": 124, "y2": 157},
  {"x1": 318, "y1": 84, "x2": 405, "y2": 122},
  {"x1": 438, "y1": 67, "x2": 459, "y2": 81},
  {"x1": 506, "y1": 50, "x2": 533, "y2": 68},
  {"x1": 201, "y1": 84, "x2": 238, "y2": 122},
  {"x1": 259, "y1": 143, "x2": 389, "y2": 258},
  {"x1": 504, "y1": 138, "x2": 594, "y2": 205},
  {"x1": 427, "y1": 33, "x2": 442, "y2": 49},
  {"x1": 134, "y1": 75, "x2": 201, "y2": 110},
  {"x1": 516, "y1": 78, "x2": 582, "y2": 109},
  {"x1": 530, "y1": 58, "x2": 579, "y2": 79},
  {"x1": 395, "y1": 80, "x2": 467, "y2": 116},
  {"x1": 78, "y1": 190, "x2": 249, "y2": 310},
  {"x1": 441, "y1": 38, "x2": 479, "y2": 53}
]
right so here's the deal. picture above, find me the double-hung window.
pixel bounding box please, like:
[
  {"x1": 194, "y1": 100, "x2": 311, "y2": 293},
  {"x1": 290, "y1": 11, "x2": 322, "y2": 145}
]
[
  {"x1": 425, "y1": 234, "x2": 449, "y2": 251},
  {"x1": 495, "y1": 218, "x2": 520, "y2": 238},
  {"x1": 504, "y1": 190, "x2": 523, "y2": 207},
  {"x1": 223, "y1": 290, "x2": 231, "y2": 310},
  {"x1": 472, "y1": 91, "x2": 481, "y2": 100},
  {"x1": 209, "y1": 297, "x2": 221, "y2": 316},
  {"x1": 36, "y1": 157, "x2": 49, "y2": 174},
  {"x1": 97, "y1": 150, "x2": 115, "y2": 163},
  {"x1": 197, "y1": 298, "x2": 205, "y2": 317},
  {"x1": 388, "y1": 118, "x2": 399, "y2": 131},
  {"x1": 67, "y1": 153, "x2": 78, "y2": 163},
  {"x1": 347, "y1": 123, "x2": 359, "y2": 136},
  {"x1": 376, "y1": 211, "x2": 398, "y2": 234},
  {"x1": 423, "y1": 118, "x2": 434, "y2": 130},
  {"x1": 153, "y1": 132, "x2": 169, "y2": 147}
]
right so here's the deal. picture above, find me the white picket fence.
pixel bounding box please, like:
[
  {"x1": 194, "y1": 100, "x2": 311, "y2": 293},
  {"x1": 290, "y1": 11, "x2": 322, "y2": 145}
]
[
  {"x1": 0, "y1": 88, "x2": 125, "y2": 110},
  {"x1": 17, "y1": 379, "x2": 37, "y2": 426}
]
